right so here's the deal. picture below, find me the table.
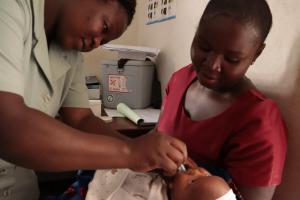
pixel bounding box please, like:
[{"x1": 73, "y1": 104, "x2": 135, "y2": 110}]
[{"x1": 108, "y1": 117, "x2": 155, "y2": 137}]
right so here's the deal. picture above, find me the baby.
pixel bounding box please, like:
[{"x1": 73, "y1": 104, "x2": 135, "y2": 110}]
[
  {"x1": 86, "y1": 167, "x2": 236, "y2": 200},
  {"x1": 170, "y1": 167, "x2": 236, "y2": 200}
]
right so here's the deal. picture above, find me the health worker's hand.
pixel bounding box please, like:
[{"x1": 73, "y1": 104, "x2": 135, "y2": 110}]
[
  {"x1": 127, "y1": 129, "x2": 187, "y2": 175},
  {"x1": 184, "y1": 157, "x2": 198, "y2": 169}
]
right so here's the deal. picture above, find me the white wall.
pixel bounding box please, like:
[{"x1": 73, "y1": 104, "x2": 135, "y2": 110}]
[
  {"x1": 84, "y1": 0, "x2": 300, "y2": 199},
  {"x1": 263, "y1": 2, "x2": 300, "y2": 199},
  {"x1": 135, "y1": 0, "x2": 208, "y2": 91}
]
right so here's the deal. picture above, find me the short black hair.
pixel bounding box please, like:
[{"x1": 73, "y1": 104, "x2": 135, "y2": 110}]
[
  {"x1": 116, "y1": 0, "x2": 136, "y2": 25},
  {"x1": 200, "y1": 0, "x2": 273, "y2": 43}
]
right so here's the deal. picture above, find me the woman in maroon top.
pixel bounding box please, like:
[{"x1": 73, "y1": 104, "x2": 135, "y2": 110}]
[{"x1": 158, "y1": 0, "x2": 287, "y2": 199}]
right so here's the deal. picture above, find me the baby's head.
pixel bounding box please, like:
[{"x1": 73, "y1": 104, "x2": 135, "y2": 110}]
[
  {"x1": 191, "y1": 0, "x2": 273, "y2": 91},
  {"x1": 170, "y1": 167, "x2": 231, "y2": 200}
]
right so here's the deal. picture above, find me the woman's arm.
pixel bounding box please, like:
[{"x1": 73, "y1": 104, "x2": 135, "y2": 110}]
[
  {"x1": 238, "y1": 185, "x2": 276, "y2": 200},
  {"x1": 59, "y1": 106, "x2": 130, "y2": 141},
  {"x1": 0, "y1": 92, "x2": 187, "y2": 173}
]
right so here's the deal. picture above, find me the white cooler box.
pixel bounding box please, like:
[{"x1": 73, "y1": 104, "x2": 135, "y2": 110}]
[{"x1": 101, "y1": 60, "x2": 155, "y2": 109}]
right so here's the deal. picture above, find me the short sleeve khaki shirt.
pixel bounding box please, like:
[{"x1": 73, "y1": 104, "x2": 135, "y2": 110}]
[{"x1": 0, "y1": 0, "x2": 89, "y2": 199}]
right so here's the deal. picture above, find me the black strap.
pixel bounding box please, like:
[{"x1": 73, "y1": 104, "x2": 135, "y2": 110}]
[{"x1": 117, "y1": 58, "x2": 130, "y2": 70}]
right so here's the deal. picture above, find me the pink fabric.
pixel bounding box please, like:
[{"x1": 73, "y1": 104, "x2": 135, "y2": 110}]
[{"x1": 158, "y1": 64, "x2": 287, "y2": 187}]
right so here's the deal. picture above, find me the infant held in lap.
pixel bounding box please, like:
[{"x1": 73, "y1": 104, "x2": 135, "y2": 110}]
[{"x1": 86, "y1": 167, "x2": 236, "y2": 200}]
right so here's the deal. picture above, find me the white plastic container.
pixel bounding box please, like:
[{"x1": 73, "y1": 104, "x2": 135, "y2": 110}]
[{"x1": 101, "y1": 60, "x2": 154, "y2": 109}]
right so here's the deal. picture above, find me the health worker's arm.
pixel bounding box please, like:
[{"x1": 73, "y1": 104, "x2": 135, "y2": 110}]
[
  {"x1": 0, "y1": 92, "x2": 186, "y2": 174},
  {"x1": 59, "y1": 106, "x2": 129, "y2": 140},
  {"x1": 60, "y1": 106, "x2": 187, "y2": 175}
]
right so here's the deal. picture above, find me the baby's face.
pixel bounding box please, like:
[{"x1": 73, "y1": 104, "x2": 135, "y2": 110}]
[{"x1": 170, "y1": 167, "x2": 211, "y2": 200}]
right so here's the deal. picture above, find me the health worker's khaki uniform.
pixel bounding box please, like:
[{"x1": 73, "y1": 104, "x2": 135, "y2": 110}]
[{"x1": 0, "y1": 0, "x2": 89, "y2": 199}]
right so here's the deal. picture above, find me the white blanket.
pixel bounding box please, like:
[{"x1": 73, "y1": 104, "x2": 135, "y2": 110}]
[{"x1": 86, "y1": 169, "x2": 168, "y2": 200}]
